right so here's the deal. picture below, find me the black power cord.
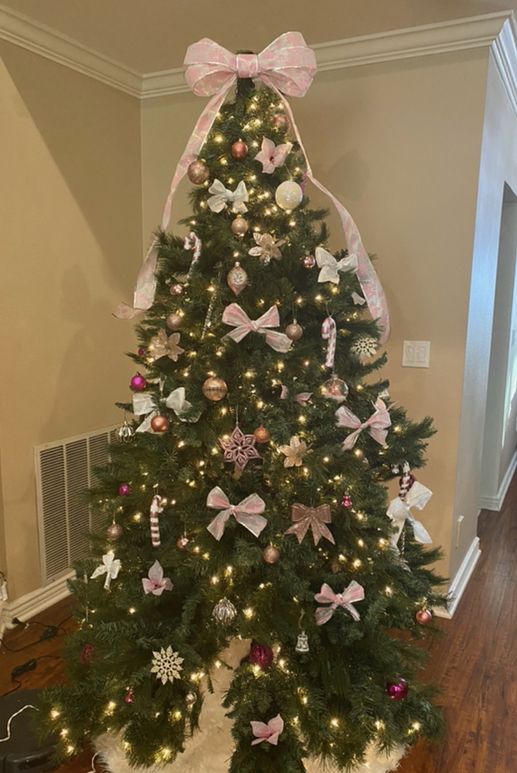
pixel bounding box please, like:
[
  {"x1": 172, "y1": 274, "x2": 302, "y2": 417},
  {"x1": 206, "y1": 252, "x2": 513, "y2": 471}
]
[{"x1": 1, "y1": 655, "x2": 62, "y2": 699}]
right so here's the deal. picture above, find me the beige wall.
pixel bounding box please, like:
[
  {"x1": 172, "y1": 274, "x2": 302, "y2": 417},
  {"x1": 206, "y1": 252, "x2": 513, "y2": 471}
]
[
  {"x1": 0, "y1": 43, "x2": 142, "y2": 599},
  {"x1": 141, "y1": 50, "x2": 489, "y2": 580}
]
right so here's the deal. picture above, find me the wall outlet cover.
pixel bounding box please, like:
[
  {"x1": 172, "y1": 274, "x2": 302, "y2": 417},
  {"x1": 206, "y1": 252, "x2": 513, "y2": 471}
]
[{"x1": 402, "y1": 340, "x2": 431, "y2": 368}]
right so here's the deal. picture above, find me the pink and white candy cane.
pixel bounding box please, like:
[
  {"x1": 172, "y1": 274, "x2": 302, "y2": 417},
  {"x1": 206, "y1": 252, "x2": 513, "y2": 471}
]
[
  {"x1": 149, "y1": 495, "x2": 164, "y2": 548},
  {"x1": 114, "y1": 32, "x2": 390, "y2": 342},
  {"x1": 321, "y1": 316, "x2": 337, "y2": 369},
  {"x1": 398, "y1": 461, "x2": 416, "y2": 500},
  {"x1": 184, "y1": 231, "x2": 202, "y2": 279}
]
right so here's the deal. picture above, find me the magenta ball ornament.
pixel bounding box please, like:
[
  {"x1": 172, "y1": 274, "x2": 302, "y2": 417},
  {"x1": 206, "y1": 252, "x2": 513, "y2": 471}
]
[
  {"x1": 386, "y1": 678, "x2": 409, "y2": 701},
  {"x1": 130, "y1": 373, "x2": 147, "y2": 392},
  {"x1": 80, "y1": 643, "x2": 95, "y2": 664},
  {"x1": 302, "y1": 254, "x2": 316, "y2": 269},
  {"x1": 118, "y1": 483, "x2": 131, "y2": 497},
  {"x1": 249, "y1": 642, "x2": 274, "y2": 670},
  {"x1": 124, "y1": 687, "x2": 135, "y2": 704},
  {"x1": 341, "y1": 493, "x2": 353, "y2": 509},
  {"x1": 137, "y1": 347, "x2": 146, "y2": 357},
  {"x1": 107, "y1": 523, "x2": 124, "y2": 541}
]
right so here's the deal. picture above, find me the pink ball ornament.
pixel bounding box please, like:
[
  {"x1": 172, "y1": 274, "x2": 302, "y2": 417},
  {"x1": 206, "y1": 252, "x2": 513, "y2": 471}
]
[
  {"x1": 170, "y1": 283, "x2": 184, "y2": 297},
  {"x1": 341, "y1": 493, "x2": 353, "y2": 509},
  {"x1": 118, "y1": 483, "x2": 132, "y2": 497},
  {"x1": 273, "y1": 112, "x2": 290, "y2": 131},
  {"x1": 386, "y1": 678, "x2": 409, "y2": 701},
  {"x1": 130, "y1": 373, "x2": 147, "y2": 392},
  {"x1": 107, "y1": 522, "x2": 123, "y2": 541},
  {"x1": 80, "y1": 643, "x2": 94, "y2": 664},
  {"x1": 249, "y1": 642, "x2": 274, "y2": 670},
  {"x1": 231, "y1": 139, "x2": 248, "y2": 159},
  {"x1": 416, "y1": 608, "x2": 433, "y2": 626},
  {"x1": 302, "y1": 254, "x2": 316, "y2": 269},
  {"x1": 137, "y1": 347, "x2": 146, "y2": 357}
]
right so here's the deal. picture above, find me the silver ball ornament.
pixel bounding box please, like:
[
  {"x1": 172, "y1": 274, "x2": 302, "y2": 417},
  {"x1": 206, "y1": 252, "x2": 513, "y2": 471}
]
[
  {"x1": 117, "y1": 420, "x2": 135, "y2": 443},
  {"x1": 275, "y1": 180, "x2": 303, "y2": 211},
  {"x1": 166, "y1": 312, "x2": 182, "y2": 331},
  {"x1": 212, "y1": 597, "x2": 237, "y2": 626}
]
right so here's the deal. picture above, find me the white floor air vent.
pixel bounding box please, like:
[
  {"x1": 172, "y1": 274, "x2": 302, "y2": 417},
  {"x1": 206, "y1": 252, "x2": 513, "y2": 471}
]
[{"x1": 35, "y1": 426, "x2": 118, "y2": 584}]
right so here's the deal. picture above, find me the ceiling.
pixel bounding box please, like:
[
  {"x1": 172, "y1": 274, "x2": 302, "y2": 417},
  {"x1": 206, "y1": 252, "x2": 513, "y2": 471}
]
[{"x1": 2, "y1": 0, "x2": 516, "y2": 73}]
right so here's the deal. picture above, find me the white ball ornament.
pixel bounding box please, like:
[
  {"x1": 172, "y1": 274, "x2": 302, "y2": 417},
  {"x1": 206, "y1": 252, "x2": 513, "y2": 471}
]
[{"x1": 275, "y1": 180, "x2": 303, "y2": 211}]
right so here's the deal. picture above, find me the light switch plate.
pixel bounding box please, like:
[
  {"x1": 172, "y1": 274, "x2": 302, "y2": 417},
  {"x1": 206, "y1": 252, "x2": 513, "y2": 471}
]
[{"x1": 402, "y1": 340, "x2": 431, "y2": 368}]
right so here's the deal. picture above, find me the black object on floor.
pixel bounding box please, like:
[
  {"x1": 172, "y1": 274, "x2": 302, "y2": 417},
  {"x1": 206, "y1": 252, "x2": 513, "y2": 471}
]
[{"x1": 0, "y1": 689, "x2": 56, "y2": 772}]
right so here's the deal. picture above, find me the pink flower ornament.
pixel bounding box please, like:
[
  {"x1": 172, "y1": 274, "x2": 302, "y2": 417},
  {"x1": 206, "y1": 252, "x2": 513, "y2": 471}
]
[
  {"x1": 250, "y1": 714, "x2": 284, "y2": 746},
  {"x1": 142, "y1": 560, "x2": 173, "y2": 596},
  {"x1": 255, "y1": 137, "x2": 293, "y2": 174}
]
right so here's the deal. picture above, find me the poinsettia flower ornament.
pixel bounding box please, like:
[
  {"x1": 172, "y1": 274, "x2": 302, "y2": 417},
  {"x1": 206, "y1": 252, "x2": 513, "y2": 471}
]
[
  {"x1": 142, "y1": 560, "x2": 173, "y2": 595},
  {"x1": 255, "y1": 137, "x2": 293, "y2": 173},
  {"x1": 248, "y1": 232, "x2": 285, "y2": 264}
]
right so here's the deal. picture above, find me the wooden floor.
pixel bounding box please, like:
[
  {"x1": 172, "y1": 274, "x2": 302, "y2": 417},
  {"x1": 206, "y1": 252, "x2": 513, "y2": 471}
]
[{"x1": 1, "y1": 475, "x2": 515, "y2": 773}]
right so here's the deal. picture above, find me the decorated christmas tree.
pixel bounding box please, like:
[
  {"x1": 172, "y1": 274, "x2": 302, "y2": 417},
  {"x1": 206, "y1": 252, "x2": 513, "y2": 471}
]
[{"x1": 40, "y1": 33, "x2": 446, "y2": 772}]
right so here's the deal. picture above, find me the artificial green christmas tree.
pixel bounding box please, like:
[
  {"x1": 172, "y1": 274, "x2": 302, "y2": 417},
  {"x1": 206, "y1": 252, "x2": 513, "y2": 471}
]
[{"x1": 40, "y1": 33, "x2": 446, "y2": 772}]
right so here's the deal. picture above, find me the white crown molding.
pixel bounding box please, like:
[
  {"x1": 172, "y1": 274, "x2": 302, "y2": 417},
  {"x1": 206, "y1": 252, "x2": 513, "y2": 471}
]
[
  {"x1": 141, "y1": 11, "x2": 515, "y2": 99},
  {"x1": 0, "y1": 2, "x2": 141, "y2": 96},
  {"x1": 0, "y1": 4, "x2": 514, "y2": 101}
]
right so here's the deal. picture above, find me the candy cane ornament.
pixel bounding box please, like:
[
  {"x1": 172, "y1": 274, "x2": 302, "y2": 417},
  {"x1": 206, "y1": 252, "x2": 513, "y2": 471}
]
[
  {"x1": 398, "y1": 462, "x2": 416, "y2": 501},
  {"x1": 321, "y1": 315, "x2": 337, "y2": 369},
  {"x1": 149, "y1": 495, "x2": 164, "y2": 548}
]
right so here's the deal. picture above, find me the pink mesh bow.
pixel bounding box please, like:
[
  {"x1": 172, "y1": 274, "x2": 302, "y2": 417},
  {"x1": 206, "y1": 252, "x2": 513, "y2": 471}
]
[
  {"x1": 250, "y1": 714, "x2": 284, "y2": 746},
  {"x1": 335, "y1": 398, "x2": 391, "y2": 450},
  {"x1": 115, "y1": 32, "x2": 389, "y2": 342},
  {"x1": 222, "y1": 303, "x2": 292, "y2": 353},
  {"x1": 315, "y1": 580, "x2": 365, "y2": 625},
  {"x1": 206, "y1": 486, "x2": 267, "y2": 541},
  {"x1": 285, "y1": 503, "x2": 335, "y2": 546}
]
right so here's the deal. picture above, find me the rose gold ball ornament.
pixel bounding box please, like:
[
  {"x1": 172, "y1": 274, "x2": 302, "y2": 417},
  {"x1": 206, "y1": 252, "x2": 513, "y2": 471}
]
[
  {"x1": 273, "y1": 113, "x2": 290, "y2": 131},
  {"x1": 107, "y1": 522, "x2": 123, "y2": 541},
  {"x1": 302, "y1": 254, "x2": 316, "y2": 269},
  {"x1": 262, "y1": 545, "x2": 280, "y2": 564},
  {"x1": 285, "y1": 321, "x2": 303, "y2": 341},
  {"x1": 170, "y1": 283, "x2": 184, "y2": 297},
  {"x1": 150, "y1": 415, "x2": 170, "y2": 433},
  {"x1": 275, "y1": 180, "x2": 303, "y2": 211},
  {"x1": 254, "y1": 426, "x2": 270, "y2": 444},
  {"x1": 165, "y1": 312, "x2": 182, "y2": 331},
  {"x1": 124, "y1": 687, "x2": 135, "y2": 705},
  {"x1": 231, "y1": 139, "x2": 248, "y2": 160},
  {"x1": 187, "y1": 158, "x2": 210, "y2": 185},
  {"x1": 231, "y1": 215, "x2": 249, "y2": 237},
  {"x1": 176, "y1": 534, "x2": 190, "y2": 550},
  {"x1": 416, "y1": 608, "x2": 433, "y2": 626},
  {"x1": 227, "y1": 262, "x2": 248, "y2": 295},
  {"x1": 202, "y1": 376, "x2": 228, "y2": 402},
  {"x1": 322, "y1": 375, "x2": 349, "y2": 401}
]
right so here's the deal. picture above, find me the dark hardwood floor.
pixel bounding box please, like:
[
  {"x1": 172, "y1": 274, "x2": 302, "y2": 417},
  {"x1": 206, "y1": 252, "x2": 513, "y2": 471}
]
[{"x1": 1, "y1": 475, "x2": 515, "y2": 772}]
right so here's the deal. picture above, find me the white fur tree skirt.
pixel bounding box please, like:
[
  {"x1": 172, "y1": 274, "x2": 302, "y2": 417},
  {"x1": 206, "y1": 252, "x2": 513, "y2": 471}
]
[{"x1": 94, "y1": 641, "x2": 405, "y2": 773}]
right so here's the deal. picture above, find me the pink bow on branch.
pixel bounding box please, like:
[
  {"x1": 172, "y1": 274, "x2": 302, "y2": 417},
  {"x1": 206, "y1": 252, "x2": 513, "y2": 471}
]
[
  {"x1": 206, "y1": 486, "x2": 267, "y2": 541},
  {"x1": 285, "y1": 503, "x2": 335, "y2": 546},
  {"x1": 280, "y1": 385, "x2": 312, "y2": 404},
  {"x1": 335, "y1": 398, "x2": 391, "y2": 451},
  {"x1": 250, "y1": 714, "x2": 284, "y2": 746},
  {"x1": 222, "y1": 303, "x2": 292, "y2": 353},
  {"x1": 115, "y1": 32, "x2": 390, "y2": 342},
  {"x1": 315, "y1": 580, "x2": 365, "y2": 625}
]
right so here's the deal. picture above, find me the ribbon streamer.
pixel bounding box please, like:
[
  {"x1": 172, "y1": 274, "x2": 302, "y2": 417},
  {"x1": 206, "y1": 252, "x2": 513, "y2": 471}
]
[
  {"x1": 321, "y1": 315, "x2": 337, "y2": 369},
  {"x1": 115, "y1": 32, "x2": 389, "y2": 340},
  {"x1": 316, "y1": 247, "x2": 358, "y2": 285},
  {"x1": 335, "y1": 398, "x2": 391, "y2": 450},
  {"x1": 206, "y1": 486, "x2": 267, "y2": 540},
  {"x1": 222, "y1": 303, "x2": 292, "y2": 352},
  {"x1": 387, "y1": 480, "x2": 432, "y2": 545},
  {"x1": 315, "y1": 580, "x2": 365, "y2": 625},
  {"x1": 149, "y1": 495, "x2": 163, "y2": 548},
  {"x1": 285, "y1": 503, "x2": 335, "y2": 546}
]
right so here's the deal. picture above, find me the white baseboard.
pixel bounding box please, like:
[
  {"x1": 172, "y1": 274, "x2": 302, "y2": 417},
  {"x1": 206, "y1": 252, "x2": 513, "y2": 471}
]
[
  {"x1": 5, "y1": 571, "x2": 74, "y2": 624},
  {"x1": 479, "y1": 449, "x2": 517, "y2": 511},
  {"x1": 434, "y1": 536, "x2": 481, "y2": 619}
]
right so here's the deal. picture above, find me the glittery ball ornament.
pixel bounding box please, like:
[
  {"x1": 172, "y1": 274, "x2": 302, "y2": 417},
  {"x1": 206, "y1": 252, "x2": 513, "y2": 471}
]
[
  {"x1": 80, "y1": 644, "x2": 95, "y2": 664},
  {"x1": 117, "y1": 420, "x2": 135, "y2": 443},
  {"x1": 273, "y1": 112, "x2": 290, "y2": 131},
  {"x1": 166, "y1": 312, "x2": 182, "y2": 331},
  {"x1": 322, "y1": 375, "x2": 349, "y2": 402},
  {"x1": 341, "y1": 493, "x2": 353, "y2": 509},
  {"x1": 285, "y1": 322, "x2": 303, "y2": 341},
  {"x1": 107, "y1": 523, "x2": 124, "y2": 541},
  {"x1": 262, "y1": 545, "x2": 280, "y2": 564},
  {"x1": 212, "y1": 597, "x2": 237, "y2": 626},
  {"x1": 231, "y1": 215, "x2": 249, "y2": 237},
  {"x1": 386, "y1": 678, "x2": 409, "y2": 701},
  {"x1": 187, "y1": 158, "x2": 210, "y2": 185},
  {"x1": 137, "y1": 347, "x2": 147, "y2": 357},
  {"x1": 202, "y1": 376, "x2": 228, "y2": 402},
  {"x1": 302, "y1": 254, "x2": 316, "y2": 269},
  {"x1": 295, "y1": 631, "x2": 310, "y2": 654},
  {"x1": 118, "y1": 483, "x2": 132, "y2": 497},
  {"x1": 275, "y1": 180, "x2": 303, "y2": 211},
  {"x1": 124, "y1": 687, "x2": 135, "y2": 705},
  {"x1": 254, "y1": 425, "x2": 270, "y2": 444},
  {"x1": 170, "y1": 283, "x2": 184, "y2": 297},
  {"x1": 249, "y1": 642, "x2": 274, "y2": 669},
  {"x1": 130, "y1": 373, "x2": 147, "y2": 392},
  {"x1": 416, "y1": 608, "x2": 433, "y2": 625},
  {"x1": 150, "y1": 415, "x2": 170, "y2": 433},
  {"x1": 227, "y1": 262, "x2": 248, "y2": 295},
  {"x1": 176, "y1": 535, "x2": 190, "y2": 550},
  {"x1": 231, "y1": 139, "x2": 248, "y2": 159}
]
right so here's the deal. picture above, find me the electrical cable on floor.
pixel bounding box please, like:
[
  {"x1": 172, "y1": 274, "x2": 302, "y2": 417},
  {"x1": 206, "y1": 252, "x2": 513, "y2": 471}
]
[
  {"x1": 0, "y1": 679, "x2": 21, "y2": 698},
  {"x1": 87, "y1": 751, "x2": 100, "y2": 772},
  {"x1": 0, "y1": 703, "x2": 38, "y2": 743},
  {"x1": 0, "y1": 654, "x2": 62, "y2": 698}
]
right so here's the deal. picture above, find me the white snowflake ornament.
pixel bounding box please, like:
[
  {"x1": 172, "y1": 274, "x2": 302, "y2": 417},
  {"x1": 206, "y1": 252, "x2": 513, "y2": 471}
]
[
  {"x1": 351, "y1": 336, "x2": 378, "y2": 359},
  {"x1": 150, "y1": 645, "x2": 184, "y2": 685}
]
